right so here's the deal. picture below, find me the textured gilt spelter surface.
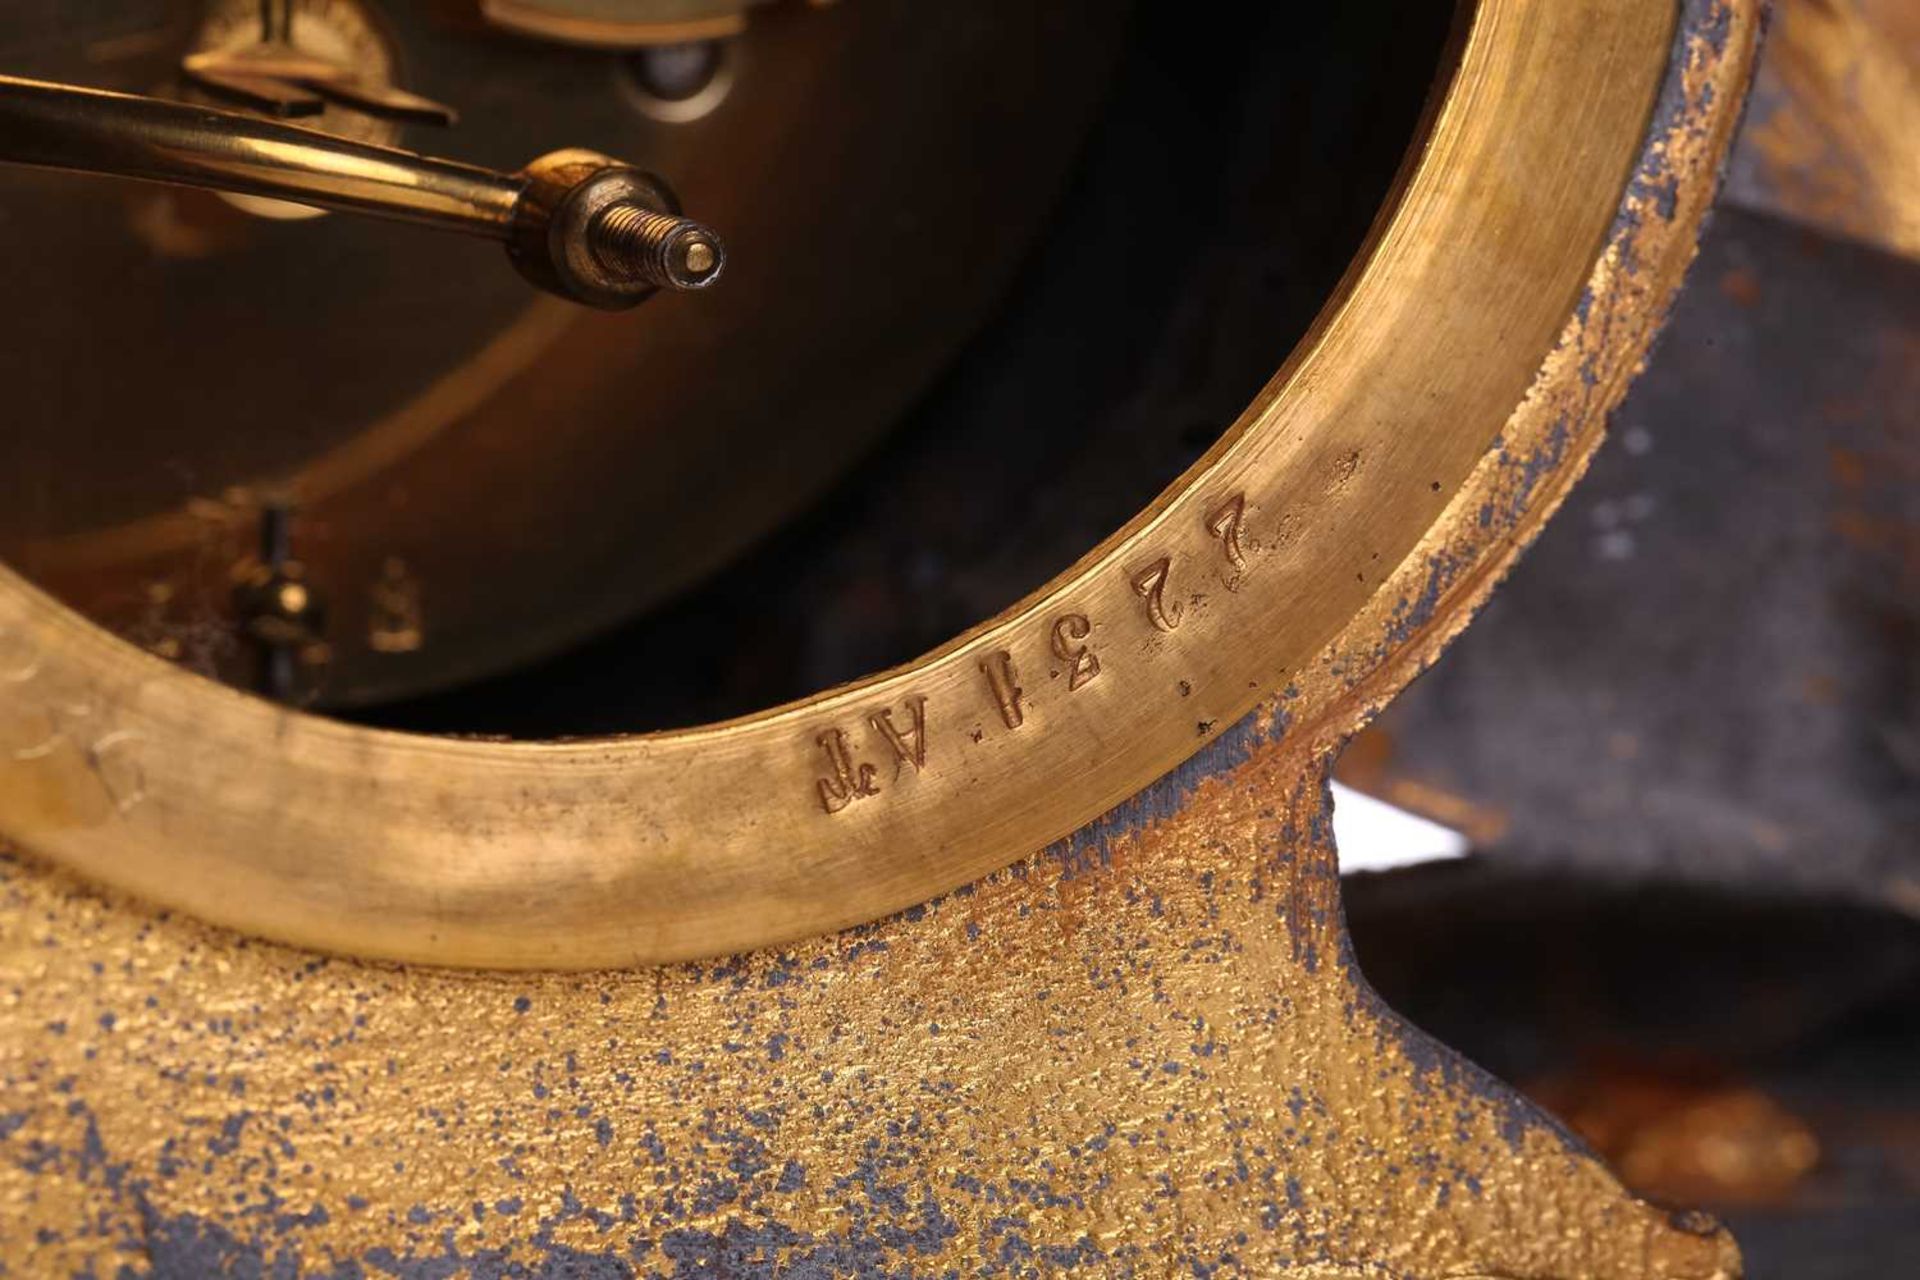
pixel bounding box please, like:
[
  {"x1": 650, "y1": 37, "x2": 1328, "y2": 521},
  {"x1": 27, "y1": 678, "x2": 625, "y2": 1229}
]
[
  {"x1": 0, "y1": 1, "x2": 1760, "y2": 1275},
  {"x1": 0, "y1": 741, "x2": 1738, "y2": 1278}
]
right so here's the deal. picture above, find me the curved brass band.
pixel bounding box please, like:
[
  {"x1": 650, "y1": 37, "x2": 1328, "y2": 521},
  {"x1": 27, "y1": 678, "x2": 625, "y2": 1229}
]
[{"x1": 0, "y1": 0, "x2": 1754, "y2": 968}]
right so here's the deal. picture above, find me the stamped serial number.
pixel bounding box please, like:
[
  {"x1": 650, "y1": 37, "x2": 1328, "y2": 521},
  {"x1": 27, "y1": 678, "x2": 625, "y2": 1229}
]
[{"x1": 809, "y1": 490, "x2": 1255, "y2": 814}]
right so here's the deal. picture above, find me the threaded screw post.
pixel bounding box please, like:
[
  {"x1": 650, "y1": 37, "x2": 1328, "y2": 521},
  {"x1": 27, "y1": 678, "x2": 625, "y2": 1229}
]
[{"x1": 590, "y1": 203, "x2": 724, "y2": 291}]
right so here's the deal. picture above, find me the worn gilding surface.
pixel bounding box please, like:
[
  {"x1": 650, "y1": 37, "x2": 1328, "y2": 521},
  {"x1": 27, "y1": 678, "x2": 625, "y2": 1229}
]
[
  {"x1": 0, "y1": 736, "x2": 1739, "y2": 1277},
  {"x1": 0, "y1": 0, "x2": 1762, "y2": 1274}
]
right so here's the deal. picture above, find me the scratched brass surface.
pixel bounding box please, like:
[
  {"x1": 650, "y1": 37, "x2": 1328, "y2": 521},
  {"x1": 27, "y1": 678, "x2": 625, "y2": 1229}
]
[
  {"x1": 0, "y1": 0, "x2": 1762, "y2": 968},
  {"x1": 0, "y1": 737, "x2": 1743, "y2": 1277}
]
